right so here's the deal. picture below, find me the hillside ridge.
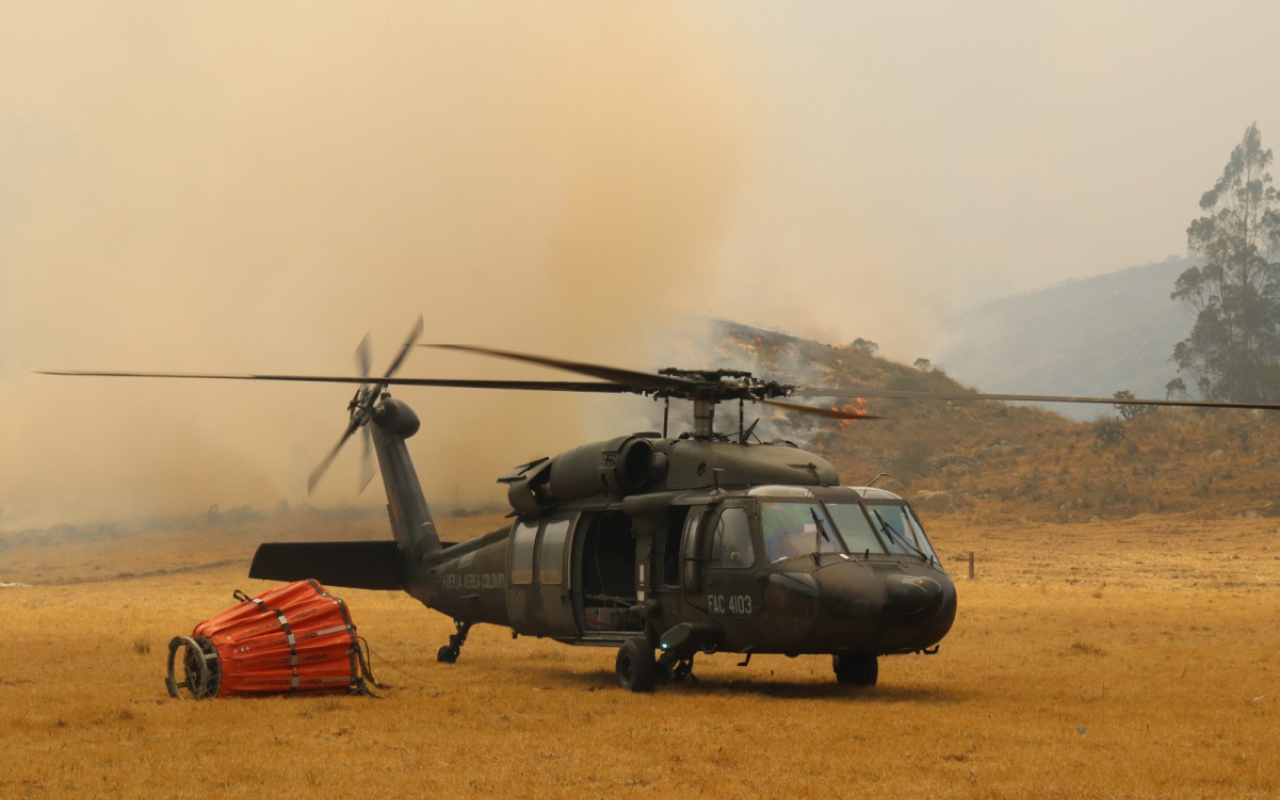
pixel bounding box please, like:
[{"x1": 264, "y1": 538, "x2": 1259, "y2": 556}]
[
  {"x1": 714, "y1": 319, "x2": 1280, "y2": 523},
  {"x1": 935, "y1": 256, "x2": 1197, "y2": 418}
]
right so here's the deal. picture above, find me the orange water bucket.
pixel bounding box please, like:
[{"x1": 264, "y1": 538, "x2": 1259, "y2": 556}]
[{"x1": 165, "y1": 580, "x2": 374, "y2": 699}]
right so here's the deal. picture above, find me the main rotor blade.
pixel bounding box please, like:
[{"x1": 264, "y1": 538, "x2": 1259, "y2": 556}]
[
  {"x1": 761, "y1": 398, "x2": 883, "y2": 420},
  {"x1": 37, "y1": 370, "x2": 636, "y2": 393},
  {"x1": 422, "y1": 344, "x2": 699, "y2": 394},
  {"x1": 791, "y1": 386, "x2": 1280, "y2": 411},
  {"x1": 308, "y1": 420, "x2": 360, "y2": 496},
  {"x1": 381, "y1": 314, "x2": 424, "y2": 380}
]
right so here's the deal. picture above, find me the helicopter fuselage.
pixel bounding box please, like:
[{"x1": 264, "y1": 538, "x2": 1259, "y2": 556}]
[
  {"x1": 251, "y1": 394, "x2": 956, "y2": 686},
  {"x1": 419, "y1": 484, "x2": 956, "y2": 659}
]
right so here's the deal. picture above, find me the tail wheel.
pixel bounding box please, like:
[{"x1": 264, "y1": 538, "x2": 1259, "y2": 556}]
[
  {"x1": 833, "y1": 653, "x2": 878, "y2": 687},
  {"x1": 615, "y1": 638, "x2": 657, "y2": 692}
]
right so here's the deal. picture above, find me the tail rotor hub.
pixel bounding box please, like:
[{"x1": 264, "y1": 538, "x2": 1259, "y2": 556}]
[{"x1": 306, "y1": 317, "x2": 425, "y2": 495}]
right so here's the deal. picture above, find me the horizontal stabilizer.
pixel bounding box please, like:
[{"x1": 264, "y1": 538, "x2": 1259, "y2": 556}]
[{"x1": 249, "y1": 541, "x2": 401, "y2": 590}]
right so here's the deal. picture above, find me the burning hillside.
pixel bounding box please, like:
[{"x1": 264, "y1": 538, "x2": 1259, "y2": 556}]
[{"x1": 711, "y1": 320, "x2": 1280, "y2": 523}]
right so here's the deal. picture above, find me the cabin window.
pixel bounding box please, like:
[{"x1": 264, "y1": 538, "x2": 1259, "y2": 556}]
[
  {"x1": 539, "y1": 518, "x2": 571, "y2": 586},
  {"x1": 510, "y1": 520, "x2": 539, "y2": 586},
  {"x1": 710, "y1": 507, "x2": 754, "y2": 569}
]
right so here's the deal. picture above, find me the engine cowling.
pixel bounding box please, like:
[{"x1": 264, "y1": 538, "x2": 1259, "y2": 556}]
[{"x1": 500, "y1": 435, "x2": 668, "y2": 514}]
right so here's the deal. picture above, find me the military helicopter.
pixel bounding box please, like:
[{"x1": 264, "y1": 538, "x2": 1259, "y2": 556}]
[{"x1": 41, "y1": 319, "x2": 1280, "y2": 692}]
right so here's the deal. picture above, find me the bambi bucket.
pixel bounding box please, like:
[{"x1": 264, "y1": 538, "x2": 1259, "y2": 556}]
[{"x1": 165, "y1": 580, "x2": 373, "y2": 699}]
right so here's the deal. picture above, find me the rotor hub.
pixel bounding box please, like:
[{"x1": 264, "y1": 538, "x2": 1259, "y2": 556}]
[{"x1": 657, "y1": 367, "x2": 796, "y2": 403}]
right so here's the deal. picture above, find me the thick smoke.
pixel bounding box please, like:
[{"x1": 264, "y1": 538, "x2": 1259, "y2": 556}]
[{"x1": 0, "y1": 4, "x2": 749, "y2": 525}]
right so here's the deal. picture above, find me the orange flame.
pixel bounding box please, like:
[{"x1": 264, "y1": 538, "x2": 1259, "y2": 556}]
[{"x1": 833, "y1": 399, "x2": 869, "y2": 431}]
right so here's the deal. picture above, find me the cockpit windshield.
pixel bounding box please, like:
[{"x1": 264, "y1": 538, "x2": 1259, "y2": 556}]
[
  {"x1": 761, "y1": 502, "x2": 843, "y2": 563},
  {"x1": 824, "y1": 503, "x2": 887, "y2": 554},
  {"x1": 864, "y1": 503, "x2": 939, "y2": 565},
  {"x1": 758, "y1": 497, "x2": 942, "y2": 567}
]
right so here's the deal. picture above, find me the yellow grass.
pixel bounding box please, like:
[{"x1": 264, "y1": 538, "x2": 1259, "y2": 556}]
[{"x1": 2, "y1": 514, "x2": 1278, "y2": 799}]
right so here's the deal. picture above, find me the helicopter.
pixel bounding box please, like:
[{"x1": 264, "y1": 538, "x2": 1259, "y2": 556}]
[{"x1": 41, "y1": 318, "x2": 1280, "y2": 692}]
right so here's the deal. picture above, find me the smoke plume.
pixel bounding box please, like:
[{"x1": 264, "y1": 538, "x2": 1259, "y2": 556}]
[{"x1": 0, "y1": 4, "x2": 749, "y2": 525}]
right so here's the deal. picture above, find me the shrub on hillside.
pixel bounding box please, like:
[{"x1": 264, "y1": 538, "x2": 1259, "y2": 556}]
[
  {"x1": 1094, "y1": 418, "x2": 1126, "y2": 449},
  {"x1": 892, "y1": 440, "x2": 934, "y2": 483}
]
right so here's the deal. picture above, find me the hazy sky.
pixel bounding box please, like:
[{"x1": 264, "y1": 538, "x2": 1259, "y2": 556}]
[{"x1": 3, "y1": 1, "x2": 1279, "y2": 524}]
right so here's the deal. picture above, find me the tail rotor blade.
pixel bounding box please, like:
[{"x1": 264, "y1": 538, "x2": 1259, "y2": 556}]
[
  {"x1": 357, "y1": 425, "x2": 378, "y2": 495},
  {"x1": 307, "y1": 420, "x2": 359, "y2": 496},
  {"x1": 382, "y1": 314, "x2": 425, "y2": 380},
  {"x1": 354, "y1": 332, "x2": 372, "y2": 380}
]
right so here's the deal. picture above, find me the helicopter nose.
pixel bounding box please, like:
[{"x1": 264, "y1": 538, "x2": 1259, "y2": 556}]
[
  {"x1": 884, "y1": 574, "x2": 946, "y2": 618},
  {"x1": 802, "y1": 562, "x2": 956, "y2": 654},
  {"x1": 763, "y1": 571, "x2": 822, "y2": 640}
]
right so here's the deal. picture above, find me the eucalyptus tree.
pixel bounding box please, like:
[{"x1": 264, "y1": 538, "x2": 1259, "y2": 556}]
[{"x1": 1172, "y1": 124, "x2": 1280, "y2": 402}]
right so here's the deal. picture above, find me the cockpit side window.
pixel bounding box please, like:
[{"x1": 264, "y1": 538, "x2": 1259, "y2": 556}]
[
  {"x1": 903, "y1": 505, "x2": 939, "y2": 565},
  {"x1": 710, "y1": 507, "x2": 755, "y2": 569},
  {"x1": 866, "y1": 504, "x2": 916, "y2": 556},
  {"x1": 864, "y1": 503, "x2": 939, "y2": 565}
]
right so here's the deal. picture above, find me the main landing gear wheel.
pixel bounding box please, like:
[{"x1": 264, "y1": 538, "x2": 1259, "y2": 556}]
[
  {"x1": 615, "y1": 638, "x2": 657, "y2": 693},
  {"x1": 437, "y1": 646, "x2": 459, "y2": 664},
  {"x1": 833, "y1": 653, "x2": 878, "y2": 687}
]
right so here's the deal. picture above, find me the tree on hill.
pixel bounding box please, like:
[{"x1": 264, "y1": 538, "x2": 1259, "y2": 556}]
[
  {"x1": 1172, "y1": 123, "x2": 1280, "y2": 402},
  {"x1": 1112, "y1": 389, "x2": 1154, "y2": 420}
]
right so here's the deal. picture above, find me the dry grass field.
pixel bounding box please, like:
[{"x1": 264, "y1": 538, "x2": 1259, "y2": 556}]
[{"x1": 2, "y1": 511, "x2": 1278, "y2": 799}]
